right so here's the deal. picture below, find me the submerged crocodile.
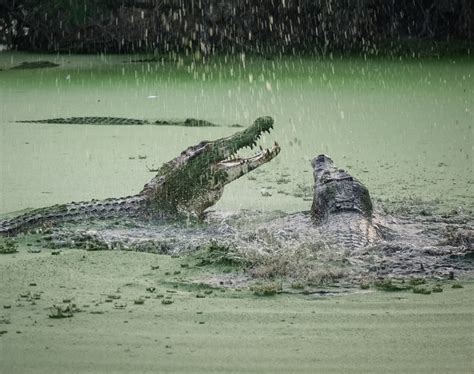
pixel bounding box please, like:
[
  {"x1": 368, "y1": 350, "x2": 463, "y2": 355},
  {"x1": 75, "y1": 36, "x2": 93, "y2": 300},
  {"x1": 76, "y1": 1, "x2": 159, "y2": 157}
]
[
  {"x1": 311, "y1": 154, "x2": 382, "y2": 249},
  {"x1": 0, "y1": 116, "x2": 280, "y2": 236},
  {"x1": 16, "y1": 117, "x2": 239, "y2": 127}
]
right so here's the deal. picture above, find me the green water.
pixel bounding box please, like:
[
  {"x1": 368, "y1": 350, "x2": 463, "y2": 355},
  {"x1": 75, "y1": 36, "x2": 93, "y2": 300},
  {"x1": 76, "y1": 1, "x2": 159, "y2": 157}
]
[{"x1": 0, "y1": 52, "x2": 472, "y2": 214}]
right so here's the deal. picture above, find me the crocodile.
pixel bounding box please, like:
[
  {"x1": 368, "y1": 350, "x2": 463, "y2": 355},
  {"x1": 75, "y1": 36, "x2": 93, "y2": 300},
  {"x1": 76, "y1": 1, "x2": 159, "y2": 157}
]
[
  {"x1": 0, "y1": 116, "x2": 280, "y2": 236},
  {"x1": 16, "y1": 117, "x2": 239, "y2": 127},
  {"x1": 30, "y1": 152, "x2": 472, "y2": 282},
  {"x1": 3, "y1": 145, "x2": 471, "y2": 282},
  {"x1": 10, "y1": 61, "x2": 60, "y2": 70},
  {"x1": 311, "y1": 154, "x2": 382, "y2": 249}
]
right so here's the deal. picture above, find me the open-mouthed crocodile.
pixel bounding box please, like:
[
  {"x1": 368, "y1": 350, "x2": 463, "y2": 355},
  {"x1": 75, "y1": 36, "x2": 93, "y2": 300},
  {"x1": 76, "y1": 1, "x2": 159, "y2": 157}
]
[
  {"x1": 3, "y1": 148, "x2": 470, "y2": 282},
  {"x1": 0, "y1": 117, "x2": 280, "y2": 236}
]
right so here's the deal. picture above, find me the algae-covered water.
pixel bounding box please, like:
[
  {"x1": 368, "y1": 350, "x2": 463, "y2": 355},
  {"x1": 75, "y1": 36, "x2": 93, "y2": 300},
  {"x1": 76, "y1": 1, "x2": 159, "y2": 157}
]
[
  {"x1": 1, "y1": 52, "x2": 473, "y2": 373},
  {"x1": 1, "y1": 249, "x2": 473, "y2": 374},
  {"x1": 0, "y1": 52, "x2": 472, "y2": 214}
]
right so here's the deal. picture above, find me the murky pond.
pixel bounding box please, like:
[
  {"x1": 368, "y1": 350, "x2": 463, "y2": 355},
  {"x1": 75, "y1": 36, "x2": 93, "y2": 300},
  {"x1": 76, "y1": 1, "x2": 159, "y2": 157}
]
[{"x1": 0, "y1": 52, "x2": 472, "y2": 215}]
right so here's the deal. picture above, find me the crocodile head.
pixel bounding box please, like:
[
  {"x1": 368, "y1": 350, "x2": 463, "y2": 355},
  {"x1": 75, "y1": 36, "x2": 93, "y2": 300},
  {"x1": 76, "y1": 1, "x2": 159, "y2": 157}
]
[
  {"x1": 141, "y1": 116, "x2": 280, "y2": 217},
  {"x1": 311, "y1": 154, "x2": 373, "y2": 224}
]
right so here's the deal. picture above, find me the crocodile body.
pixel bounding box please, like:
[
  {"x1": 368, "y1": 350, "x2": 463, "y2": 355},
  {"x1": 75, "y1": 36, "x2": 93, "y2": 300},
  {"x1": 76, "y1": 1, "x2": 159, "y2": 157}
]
[
  {"x1": 0, "y1": 117, "x2": 280, "y2": 236},
  {"x1": 0, "y1": 196, "x2": 150, "y2": 237},
  {"x1": 16, "y1": 117, "x2": 225, "y2": 127},
  {"x1": 2, "y1": 148, "x2": 471, "y2": 281},
  {"x1": 311, "y1": 154, "x2": 382, "y2": 249}
]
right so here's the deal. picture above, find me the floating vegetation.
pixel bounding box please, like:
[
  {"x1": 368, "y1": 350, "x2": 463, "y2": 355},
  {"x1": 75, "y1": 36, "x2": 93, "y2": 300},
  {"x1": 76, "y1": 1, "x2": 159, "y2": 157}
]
[
  {"x1": 412, "y1": 286, "x2": 431, "y2": 295},
  {"x1": 84, "y1": 240, "x2": 110, "y2": 251},
  {"x1": 374, "y1": 279, "x2": 410, "y2": 292},
  {"x1": 251, "y1": 282, "x2": 282, "y2": 296},
  {"x1": 432, "y1": 285, "x2": 443, "y2": 293},
  {"x1": 276, "y1": 178, "x2": 291, "y2": 185},
  {"x1": 0, "y1": 239, "x2": 18, "y2": 254},
  {"x1": 290, "y1": 282, "x2": 305, "y2": 289},
  {"x1": 113, "y1": 303, "x2": 127, "y2": 309},
  {"x1": 247, "y1": 244, "x2": 345, "y2": 286},
  {"x1": 260, "y1": 189, "x2": 272, "y2": 197},
  {"x1": 373, "y1": 278, "x2": 451, "y2": 294},
  {"x1": 49, "y1": 304, "x2": 77, "y2": 319},
  {"x1": 134, "y1": 298, "x2": 145, "y2": 305},
  {"x1": 443, "y1": 226, "x2": 473, "y2": 248},
  {"x1": 408, "y1": 278, "x2": 426, "y2": 287},
  {"x1": 194, "y1": 241, "x2": 249, "y2": 267}
]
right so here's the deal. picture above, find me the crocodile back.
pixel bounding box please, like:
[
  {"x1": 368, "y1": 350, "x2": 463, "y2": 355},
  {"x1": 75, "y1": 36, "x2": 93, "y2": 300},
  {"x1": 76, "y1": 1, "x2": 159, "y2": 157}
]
[
  {"x1": 311, "y1": 154, "x2": 381, "y2": 249},
  {"x1": 0, "y1": 195, "x2": 148, "y2": 236}
]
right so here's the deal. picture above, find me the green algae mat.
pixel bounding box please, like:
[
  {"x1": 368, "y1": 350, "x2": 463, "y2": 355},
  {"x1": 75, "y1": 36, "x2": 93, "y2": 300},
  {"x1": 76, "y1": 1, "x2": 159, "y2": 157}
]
[
  {"x1": 1, "y1": 248, "x2": 472, "y2": 373},
  {"x1": 1, "y1": 51, "x2": 473, "y2": 373}
]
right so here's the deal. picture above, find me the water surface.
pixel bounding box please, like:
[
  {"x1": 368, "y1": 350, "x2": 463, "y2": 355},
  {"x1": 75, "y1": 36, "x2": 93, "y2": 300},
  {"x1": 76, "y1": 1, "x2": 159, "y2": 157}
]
[{"x1": 1, "y1": 52, "x2": 472, "y2": 214}]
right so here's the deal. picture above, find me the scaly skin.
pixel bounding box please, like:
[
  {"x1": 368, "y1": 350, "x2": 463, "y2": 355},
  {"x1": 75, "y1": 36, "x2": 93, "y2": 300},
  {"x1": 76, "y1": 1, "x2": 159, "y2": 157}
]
[
  {"x1": 0, "y1": 196, "x2": 149, "y2": 236},
  {"x1": 16, "y1": 117, "x2": 222, "y2": 127},
  {"x1": 0, "y1": 117, "x2": 280, "y2": 236},
  {"x1": 311, "y1": 154, "x2": 381, "y2": 249}
]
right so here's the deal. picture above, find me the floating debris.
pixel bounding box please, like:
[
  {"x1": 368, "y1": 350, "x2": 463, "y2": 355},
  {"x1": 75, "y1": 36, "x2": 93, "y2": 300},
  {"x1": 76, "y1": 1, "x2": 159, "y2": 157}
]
[{"x1": 49, "y1": 303, "x2": 77, "y2": 319}]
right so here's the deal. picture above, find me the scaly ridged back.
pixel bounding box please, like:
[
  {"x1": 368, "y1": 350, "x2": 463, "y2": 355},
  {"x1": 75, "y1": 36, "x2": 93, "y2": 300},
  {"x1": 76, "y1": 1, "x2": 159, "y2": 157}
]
[
  {"x1": 17, "y1": 117, "x2": 149, "y2": 125},
  {"x1": 0, "y1": 195, "x2": 149, "y2": 236}
]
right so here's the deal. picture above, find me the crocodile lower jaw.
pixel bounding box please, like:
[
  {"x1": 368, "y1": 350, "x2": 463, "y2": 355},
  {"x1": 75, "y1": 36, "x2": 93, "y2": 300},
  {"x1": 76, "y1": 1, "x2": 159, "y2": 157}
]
[{"x1": 215, "y1": 142, "x2": 280, "y2": 182}]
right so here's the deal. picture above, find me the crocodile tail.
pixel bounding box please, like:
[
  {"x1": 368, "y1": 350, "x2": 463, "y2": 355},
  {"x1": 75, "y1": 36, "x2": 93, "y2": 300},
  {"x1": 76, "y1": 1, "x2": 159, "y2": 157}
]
[
  {"x1": 0, "y1": 195, "x2": 149, "y2": 236},
  {"x1": 16, "y1": 117, "x2": 149, "y2": 125}
]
